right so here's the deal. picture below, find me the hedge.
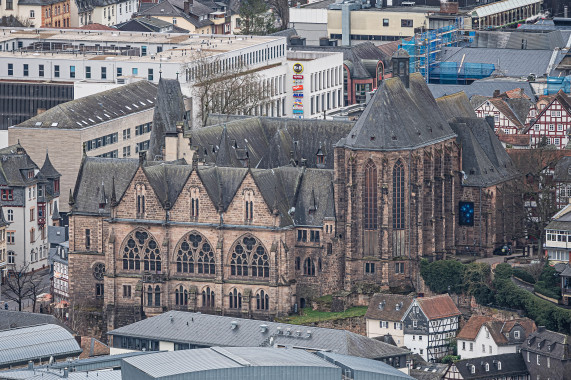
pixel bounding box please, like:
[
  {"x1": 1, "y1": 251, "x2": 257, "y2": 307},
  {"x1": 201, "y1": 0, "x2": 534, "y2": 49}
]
[
  {"x1": 534, "y1": 282, "x2": 562, "y2": 300},
  {"x1": 513, "y1": 267, "x2": 536, "y2": 284}
]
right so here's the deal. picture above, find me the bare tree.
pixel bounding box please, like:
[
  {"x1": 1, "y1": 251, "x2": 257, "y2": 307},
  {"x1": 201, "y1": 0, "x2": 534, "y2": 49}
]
[
  {"x1": 506, "y1": 146, "x2": 563, "y2": 252},
  {"x1": 4, "y1": 265, "x2": 35, "y2": 311},
  {"x1": 268, "y1": 0, "x2": 289, "y2": 31},
  {"x1": 26, "y1": 270, "x2": 44, "y2": 313},
  {"x1": 185, "y1": 54, "x2": 274, "y2": 128}
]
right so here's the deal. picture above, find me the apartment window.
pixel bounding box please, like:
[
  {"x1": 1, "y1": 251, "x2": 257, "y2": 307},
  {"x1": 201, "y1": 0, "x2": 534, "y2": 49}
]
[
  {"x1": 514, "y1": 330, "x2": 520, "y2": 339},
  {"x1": 558, "y1": 124, "x2": 564, "y2": 131},
  {"x1": 549, "y1": 124, "x2": 555, "y2": 131},
  {"x1": 101, "y1": 67, "x2": 107, "y2": 79},
  {"x1": 310, "y1": 230, "x2": 320, "y2": 242},
  {"x1": 383, "y1": 18, "x2": 389, "y2": 26},
  {"x1": 470, "y1": 342, "x2": 473, "y2": 351},
  {"x1": 380, "y1": 321, "x2": 388, "y2": 328},
  {"x1": 297, "y1": 230, "x2": 307, "y2": 242},
  {"x1": 117, "y1": 67, "x2": 122, "y2": 77},
  {"x1": 1, "y1": 189, "x2": 13, "y2": 201},
  {"x1": 148, "y1": 68, "x2": 153, "y2": 81},
  {"x1": 85, "y1": 229, "x2": 91, "y2": 249},
  {"x1": 39, "y1": 64, "x2": 44, "y2": 77},
  {"x1": 462, "y1": 342, "x2": 466, "y2": 350},
  {"x1": 123, "y1": 129, "x2": 130, "y2": 140},
  {"x1": 6, "y1": 0, "x2": 13, "y2": 10},
  {"x1": 86, "y1": 66, "x2": 91, "y2": 79},
  {"x1": 365, "y1": 262, "x2": 375, "y2": 274},
  {"x1": 23, "y1": 64, "x2": 28, "y2": 76},
  {"x1": 7, "y1": 63, "x2": 12, "y2": 76},
  {"x1": 7, "y1": 209, "x2": 13, "y2": 221},
  {"x1": 401, "y1": 19, "x2": 413, "y2": 27},
  {"x1": 123, "y1": 146, "x2": 131, "y2": 157},
  {"x1": 53, "y1": 65, "x2": 60, "y2": 78},
  {"x1": 123, "y1": 285, "x2": 131, "y2": 298},
  {"x1": 489, "y1": 345, "x2": 492, "y2": 354},
  {"x1": 30, "y1": 228, "x2": 35, "y2": 243},
  {"x1": 413, "y1": 320, "x2": 417, "y2": 327},
  {"x1": 29, "y1": 208, "x2": 34, "y2": 222},
  {"x1": 537, "y1": 354, "x2": 540, "y2": 365},
  {"x1": 30, "y1": 9, "x2": 34, "y2": 17},
  {"x1": 132, "y1": 68, "x2": 138, "y2": 75},
  {"x1": 7, "y1": 232, "x2": 14, "y2": 244},
  {"x1": 135, "y1": 123, "x2": 152, "y2": 136},
  {"x1": 547, "y1": 357, "x2": 550, "y2": 368},
  {"x1": 70, "y1": 65, "x2": 75, "y2": 78}
]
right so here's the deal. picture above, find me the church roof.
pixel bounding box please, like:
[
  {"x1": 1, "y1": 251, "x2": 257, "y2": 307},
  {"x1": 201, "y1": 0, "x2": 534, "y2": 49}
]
[
  {"x1": 148, "y1": 79, "x2": 187, "y2": 160},
  {"x1": 196, "y1": 116, "x2": 354, "y2": 170},
  {"x1": 340, "y1": 73, "x2": 456, "y2": 151},
  {"x1": 0, "y1": 205, "x2": 9, "y2": 227}
]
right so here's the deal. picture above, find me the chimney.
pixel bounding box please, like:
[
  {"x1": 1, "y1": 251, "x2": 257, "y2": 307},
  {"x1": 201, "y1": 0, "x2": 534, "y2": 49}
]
[
  {"x1": 493, "y1": 89, "x2": 500, "y2": 98},
  {"x1": 63, "y1": 368, "x2": 69, "y2": 378},
  {"x1": 36, "y1": 108, "x2": 46, "y2": 115},
  {"x1": 139, "y1": 151, "x2": 147, "y2": 166},
  {"x1": 537, "y1": 326, "x2": 546, "y2": 333},
  {"x1": 184, "y1": 0, "x2": 190, "y2": 14},
  {"x1": 341, "y1": 3, "x2": 352, "y2": 47},
  {"x1": 28, "y1": 361, "x2": 33, "y2": 370},
  {"x1": 565, "y1": 6, "x2": 569, "y2": 19}
]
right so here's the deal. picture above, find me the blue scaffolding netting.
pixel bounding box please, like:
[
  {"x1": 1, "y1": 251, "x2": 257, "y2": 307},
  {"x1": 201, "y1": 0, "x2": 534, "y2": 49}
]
[{"x1": 544, "y1": 76, "x2": 571, "y2": 95}]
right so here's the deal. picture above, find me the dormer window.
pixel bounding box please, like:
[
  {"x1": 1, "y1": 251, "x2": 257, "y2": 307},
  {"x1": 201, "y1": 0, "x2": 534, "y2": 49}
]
[
  {"x1": 471, "y1": 365, "x2": 475, "y2": 374},
  {"x1": 485, "y1": 363, "x2": 489, "y2": 372},
  {"x1": 27, "y1": 170, "x2": 34, "y2": 179},
  {"x1": 497, "y1": 361, "x2": 501, "y2": 370}
]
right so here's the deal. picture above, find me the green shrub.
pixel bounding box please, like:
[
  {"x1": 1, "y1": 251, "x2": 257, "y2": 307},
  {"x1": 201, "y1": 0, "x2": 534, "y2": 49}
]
[
  {"x1": 513, "y1": 267, "x2": 536, "y2": 284},
  {"x1": 534, "y1": 282, "x2": 562, "y2": 300},
  {"x1": 494, "y1": 263, "x2": 513, "y2": 281},
  {"x1": 420, "y1": 259, "x2": 466, "y2": 294}
]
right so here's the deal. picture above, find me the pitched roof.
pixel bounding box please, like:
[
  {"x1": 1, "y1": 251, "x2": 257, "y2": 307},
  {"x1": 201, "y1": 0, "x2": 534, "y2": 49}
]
[
  {"x1": 497, "y1": 131, "x2": 531, "y2": 147},
  {"x1": 488, "y1": 97, "x2": 527, "y2": 129},
  {"x1": 416, "y1": 294, "x2": 461, "y2": 320},
  {"x1": 521, "y1": 327, "x2": 571, "y2": 360},
  {"x1": 148, "y1": 79, "x2": 187, "y2": 160},
  {"x1": 0, "y1": 310, "x2": 71, "y2": 332},
  {"x1": 340, "y1": 73, "x2": 456, "y2": 151},
  {"x1": 317, "y1": 351, "x2": 415, "y2": 379},
  {"x1": 429, "y1": 79, "x2": 536, "y2": 101},
  {"x1": 451, "y1": 353, "x2": 528, "y2": 380},
  {"x1": 526, "y1": 90, "x2": 571, "y2": 133},
  {"x1": 456, "y1": 315, "x2": 493, "y2": 340},
  {"x1": 0, "y1": 324, "x2": 82, "y2": 368},
  {"x1": 13, "y1": 81, "x2": 157, "y2": 130},
  {"x1": 471, "y1": 30, "x2": 566, "y2": 50},
  {"x1": 0, "y1": 205, "x2": 9, "y2": 227},
  {"x1": 0, "y1": 144, "x2": 40, "y2": 187},
  {"x1": 108, "y1": 311, "x2": 410, "y2": 360},
  {"x1": 79, "y1": 23, "x2": 116, "y2": 30},
  {"x1": 365, "y1": 293, "x2": 414, "y2": 322}
]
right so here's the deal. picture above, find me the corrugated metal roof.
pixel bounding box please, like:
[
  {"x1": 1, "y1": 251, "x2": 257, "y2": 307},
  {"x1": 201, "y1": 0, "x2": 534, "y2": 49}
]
[
  {"x1": 0, "y1": 324, "x2": 82, "y2": 367},
  {"x1": 317, "y1": 351, "x2": 415, "y2": 379},
  {"x1": 122, "y1": 347, "x2": 339, "y2": 379},
  {"x1": 0, "y1": 369, "x2": 122, "y2": 379},
  {"x1": 108, "y1": 311, "x2": 410, "y2": 359},
  {"x1": 472, "y1": 0, "x2": 541, "y2": 18}
]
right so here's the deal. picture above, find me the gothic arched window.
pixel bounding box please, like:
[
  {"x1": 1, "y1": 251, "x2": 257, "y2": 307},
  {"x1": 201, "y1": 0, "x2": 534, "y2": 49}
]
[
  {"x1": 190, "y1": 187, "x2": 199, "y2": 218},
  {"x1": 392, "y1": 160, "x2": 405, "y2": 230},
  {"x1": 364, "y1": 161, "x2": 378, "y2": 230},
  {"x1": 122, "y1": 230, "x2": 159, "y2": 271},
  {"x1": 175, "y1": 232, "x2": 215, "y2": 275},
  {"x1": 256, "y1": 290, "x2": 269, "y2": 310},
  {"x1": 147, "y1": 285, "x2": 153, "y2": 306},
  {"x1": 229, "y1": 288, "x2": 242, "y2": 309},
  {"x1": 230, "y1": 235, "x2": 269, "y2": 278},
  {"x1": 303, "y1": 257, "x2": 315, "y2": 276},
  {"x1": 154, "y1": 285, "x2": 161, "y2": 306},
  {"x1": 175, "y1": 285, "x2": 188, "y2": 306},
  {"x1": 202, "y1": 287, "x2": 215, "y2": 308}
]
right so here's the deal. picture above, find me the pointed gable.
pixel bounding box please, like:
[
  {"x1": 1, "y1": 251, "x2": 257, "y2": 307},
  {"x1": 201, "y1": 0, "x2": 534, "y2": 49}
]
[
  {"x1": 40, "y1": 151, "x2": 61, "y2": 179},
  {"x1": 142, "y1": 163, "x2": 193, "y2": 209},
  {"x1": 341, "y1": 73, "x2": 455, "y2": 151}
]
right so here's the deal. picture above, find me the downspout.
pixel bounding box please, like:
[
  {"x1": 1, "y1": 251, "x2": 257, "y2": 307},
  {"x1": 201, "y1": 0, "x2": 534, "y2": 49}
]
[{"x1": 479, "y1": 186, "x2": 483, "y2": 253}]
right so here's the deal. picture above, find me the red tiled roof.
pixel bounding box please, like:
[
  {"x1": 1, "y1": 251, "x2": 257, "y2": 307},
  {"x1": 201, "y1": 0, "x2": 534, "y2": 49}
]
[
  {"x1": 417, "y1": 294, "x2": 461, "y2": 320},
  {"x1": 79, "y1": 336, "x2": 110, "y2": 359},
  {"x1": 497, "y1": 133, "x2": 530, "y2": 146},
  {"x1": 457, "y1": 315, "x2": 493, "y2": 340},
  {"x1": 500, "y1": 88, "x2": 530, "y2": 100},
  {"x1": 79, "y1": 23, "x2": 116, "y2": 31}
]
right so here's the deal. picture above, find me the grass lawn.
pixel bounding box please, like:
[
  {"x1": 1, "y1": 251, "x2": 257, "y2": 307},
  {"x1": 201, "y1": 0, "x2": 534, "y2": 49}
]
[{"x1": 276, "y1": 306, "x2": 368, "y2": 325}]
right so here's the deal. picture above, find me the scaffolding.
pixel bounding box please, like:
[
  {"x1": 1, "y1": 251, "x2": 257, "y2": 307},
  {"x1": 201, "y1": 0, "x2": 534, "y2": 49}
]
[
  {"x1": 398, "y1": 25, "x2": 460, "y2": 79},
  {"x1": 544, "y1": 76, "x2": 571, "y2": 95}
]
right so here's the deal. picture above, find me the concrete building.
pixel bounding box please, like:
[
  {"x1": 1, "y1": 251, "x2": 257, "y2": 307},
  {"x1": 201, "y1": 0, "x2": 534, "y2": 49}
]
[
  {"x1": 402, "y1": 294, "x2": 461, "y2": 362},
  {"x1": 9, "y1": 81, "x2": 160, "y2": 213},
  {"x1": 456, "y1": 316, "x2": 536, "y2": 360},
  {"x1": 0, "y1": 145, "x2": 61, "y2": 272},
  {"x1": 76, "y1": 0, "x2": 138, "y2": 27}
]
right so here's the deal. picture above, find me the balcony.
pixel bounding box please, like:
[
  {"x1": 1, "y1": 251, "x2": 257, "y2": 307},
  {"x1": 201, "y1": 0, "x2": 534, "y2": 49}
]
[{"x1": 209, "y1": 11, "x2": 226, "y2": 25}]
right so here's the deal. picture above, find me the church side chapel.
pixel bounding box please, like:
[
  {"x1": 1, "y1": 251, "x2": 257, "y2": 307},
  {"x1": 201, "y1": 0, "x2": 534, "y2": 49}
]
[{"x1": 67, "y1": 50, "x2": 520, "y2": 330}]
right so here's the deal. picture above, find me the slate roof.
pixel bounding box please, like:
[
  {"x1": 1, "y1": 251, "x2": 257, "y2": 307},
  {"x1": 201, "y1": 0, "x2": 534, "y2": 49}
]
[
  {"x1": 522, "y1": 327, "x2": 571, "y2": 360},
  {"x1": 340, "y1": 73, "x2": 456, "y2": 151},
  {"x1": 138, "y1": 0, "x2": 216, "y2": 28},
  {"x1": 71, "y1": 157, "x2": 140, "y2": 215},
  {"x1": 48, "y1": 225, "x2": 68, "y2": 245},
  {"x1": 122, "y1": 347, "x2": 340, "y2": 378},
  {"x1": 0, "y1": 144, "x2": 40, "y2": 187},
  {"x1": 553, "y1": 156, "x2": 571, "y2": 182},
  {"x1": 365, "y1": 293, "x2": 414, "y2": 322},
  {"x1": 0, "y1": 311, "x2": 71, "y2": 332},
  {"x1": 13, "y1": 81, "x2": 157, "y2": 130},
  {"x1": 40, "y1": 151, "x2": 61, "y2": 179},
  {"x1": 429, "y1": 79, "x2": 536, "y2": 100},
  {"x1": 487, "y1": 97, "x2": 530, "y2": 130},
  {"x1": 437, "y1": 46, "x2": 563, "y2": 77},
  {"x1": 0, "y1": 324, "x2": 82, "y2": 368},
  {"x1": 143, "y1": 163, "x2": 193, "y2": 209},
  {"x1": 197, "y1": 115, "x2": 354, "y2": 170},
  {"x1": 108, "y1": 311, "x2": 410, "y2": 360},
  {"x1": 436, "y1": 91, "x2": 520, "y2": 187},
  {"x1": 451, "y1": 353, "x2": 528, "y2": 380},
  {"x1": 0, "y1": 205, "x2": 8, "y2": 227},
  {"x1": 116, "y1": 17, "x2": 189, "y2": 33},
  {"x1": 148, "y1": 78, "x2": 187, "y2": 160},
  {"x1": 416, "y1": 294, "x2": 461, "y2": 320}
]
